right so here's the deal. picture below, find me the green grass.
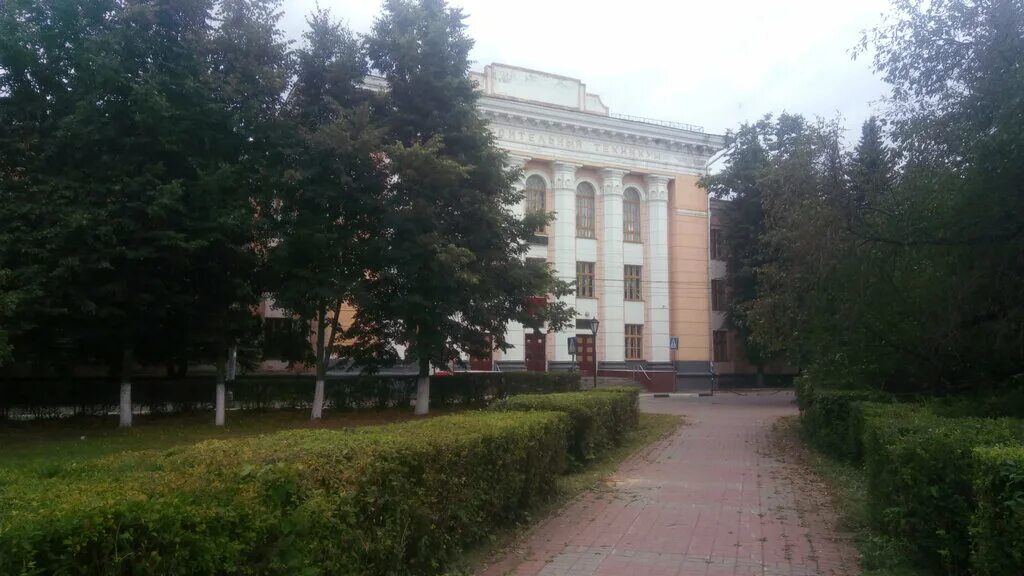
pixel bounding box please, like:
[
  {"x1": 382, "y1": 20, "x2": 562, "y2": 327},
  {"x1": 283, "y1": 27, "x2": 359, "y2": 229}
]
[
  {"x1": 0, "y1": 407, "x2": 459, "y2": 475},
  {"x1": 450, "y1": 412, "x2": 683, "y2": 574},
  {"x1": 780, "y1": 416, "x2": 928, "y2": 576}
]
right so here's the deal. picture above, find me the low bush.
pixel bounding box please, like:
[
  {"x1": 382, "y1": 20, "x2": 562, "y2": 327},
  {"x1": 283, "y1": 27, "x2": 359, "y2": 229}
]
[
  {"x1": 862, "y1": 408, "x2": 1023, "y2": 574},
  {"x1": 799, "y1": 389, "x2": 891, "y2": 461},
  {"x1": 0, "y1": 411, "x2": 569, "y2": 575},
  {"x1": 971, "y1": 445, "x2": 1024, "y2": 576},
  {"x1": 491, "y1": 388, "x2": 639, "y2": 465}
]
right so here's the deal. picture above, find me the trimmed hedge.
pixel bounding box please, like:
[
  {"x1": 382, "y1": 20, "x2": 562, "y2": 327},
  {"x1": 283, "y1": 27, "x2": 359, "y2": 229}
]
[
  {"x1": 491, "y1": 388, "x2": 639, "y2": 465},
  {"x1": 862, "y1": 409, "x2": 1023, "y2": 574},
  {"x1": 971, "y1": 445, "x2": 1024, "y2": 576},
  {"x1": 798, "y1": 388, "x2": 891, "y2": 461},
  {"x1": 0, "y1": 371, "x2": 581, "y2": 418},
  {"x1": 0, "y1": 411, "x2": 568, "y2": 575}
]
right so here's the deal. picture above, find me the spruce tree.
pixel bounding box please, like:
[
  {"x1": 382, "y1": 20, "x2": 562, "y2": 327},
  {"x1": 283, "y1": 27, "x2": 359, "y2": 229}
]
[
  {"x1": 359, "y1": 0, "x2": 572, "y2": 415},
  {"x1": 265, "y1": 8, "x2": 387, "y2": 420}
]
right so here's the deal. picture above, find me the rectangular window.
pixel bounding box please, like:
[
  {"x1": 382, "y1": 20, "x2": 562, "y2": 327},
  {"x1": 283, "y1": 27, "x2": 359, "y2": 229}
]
[
  {"x1": 625, "y1": 324, "x2": 643, "y2": 360},
  {"x1": 713, "y1": 330, "x2": 729, "y2": 362},
  {"x1": 576, "y1": 261, "x2": 595, "y2": 298},
  {"x1": 711, "y1": 279, "x2": 726, "y2": 311},
  {"x1": 576, "y1": 195, "x2": 595, "y2": 238},
  {"x1": 624, "y1": 265, "x2": 642, "y2": 300},
  {"x1": 710, "y1": 228, "x2": 724, "y2": 260},
  {"x1": 263, "y1": 317, "x2": 302, "y2": 361}
]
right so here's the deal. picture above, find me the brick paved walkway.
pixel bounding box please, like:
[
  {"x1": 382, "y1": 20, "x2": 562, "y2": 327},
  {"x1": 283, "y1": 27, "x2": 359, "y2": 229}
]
[{"x1": 479, "y1": 392, "x2": 859, "y2": 576}]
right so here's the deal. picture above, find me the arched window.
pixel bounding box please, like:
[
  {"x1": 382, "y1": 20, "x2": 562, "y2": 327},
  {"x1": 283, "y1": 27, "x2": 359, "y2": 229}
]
[
  {"x1": 524, "y1": 175, "x2": 547, "y2": 233},
  {"x1": 576, "y1": 182, "x2": 596, "y2": 238},
  {"x1": 624, "y1": 187, "x2": 642, "y2": 242}
]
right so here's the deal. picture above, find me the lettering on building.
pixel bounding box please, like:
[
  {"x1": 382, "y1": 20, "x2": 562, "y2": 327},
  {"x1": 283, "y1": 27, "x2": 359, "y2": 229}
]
[{"x1": 493, "y1": 126, "x2": 665, "y2": 162}]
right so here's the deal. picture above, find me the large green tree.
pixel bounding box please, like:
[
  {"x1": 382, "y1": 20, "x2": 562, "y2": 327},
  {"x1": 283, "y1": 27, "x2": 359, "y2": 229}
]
[
  {"x1": 264, "y1": 8, "x2": 387, "y2": 420},
  {"x1": 0, "y1": 0, "x2": 289, "y2": 424},
  {"x1": 356, "y1": 0, "x2": 572, "y2": 415}
]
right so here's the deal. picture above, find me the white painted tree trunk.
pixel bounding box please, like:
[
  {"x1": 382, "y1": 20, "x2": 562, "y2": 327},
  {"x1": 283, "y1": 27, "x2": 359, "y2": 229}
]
[
  {"x1": 311, "y1": 308, "x2": 327, "y2": 421},
  {"x1": 119, "y1": 347, "x2": 133, "y2": 428},
  {"x1": 227, "y1": 345, "x2": 237, "y2": 381},
  {"x1": 215, "y1": 353, "x2": 226, "y2": 426},
  {"x1": 414, "y1": 373, "x2": 430, "y2": 415},
  {"x1": 312, "y1": 379, "x2": 325, "y2": 420}
]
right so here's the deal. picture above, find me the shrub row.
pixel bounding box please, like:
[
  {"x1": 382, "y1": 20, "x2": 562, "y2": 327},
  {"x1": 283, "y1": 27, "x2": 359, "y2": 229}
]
[
  {"x1": 0, "y1": 410, "x2": 570, "y2": 575},
  {"x1": 862, "y1": 409, "x2": 1022, "y2": 574},
  {"x1": 799, "y1": 387, "x2": 1024, "y2": 575},
  {"x1": 971, "y1": 446, "x2": 1024, "y2": 576},
  {"x1": 797, "y1": 386, "x2": 892, "y2": 461},
  {"x1": 491, "y1": 387, "x2": 639, "y2": 465},
  {"x1": 0, "y1": 371, "x2": 581, "y2": 418}
]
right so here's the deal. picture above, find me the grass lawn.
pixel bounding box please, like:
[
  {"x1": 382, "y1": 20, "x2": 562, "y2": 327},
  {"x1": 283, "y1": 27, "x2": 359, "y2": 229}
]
[
  {"x1": 777, "y1": 416, "x2": 928, "y2": 576},
  {"x1": 0, "y1": 407, "x2": 457, "y2": 475},
  {"x1": 454, "y1": 412, "x2": 684, "y2": 574}
]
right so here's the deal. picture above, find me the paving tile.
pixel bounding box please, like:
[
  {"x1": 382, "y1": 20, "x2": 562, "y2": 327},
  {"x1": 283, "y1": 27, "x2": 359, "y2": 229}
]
[{"x1": 478, "y1": 392, "x2": 859, "y2": 576}]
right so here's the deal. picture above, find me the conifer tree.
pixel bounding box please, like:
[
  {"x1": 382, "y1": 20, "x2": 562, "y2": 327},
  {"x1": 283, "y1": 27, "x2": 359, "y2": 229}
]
[
  {"x1": 265, "y1": 8, "x2": 387, "y2": 420},
  {"x1": 359, "y1": 0, "x2": 572, "y2": 415}
]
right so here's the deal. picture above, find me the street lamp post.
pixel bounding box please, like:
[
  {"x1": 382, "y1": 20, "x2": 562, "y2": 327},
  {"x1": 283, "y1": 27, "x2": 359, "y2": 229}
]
[{"x1": 589, "y1": 317, "x2": 600, "y2": 389}]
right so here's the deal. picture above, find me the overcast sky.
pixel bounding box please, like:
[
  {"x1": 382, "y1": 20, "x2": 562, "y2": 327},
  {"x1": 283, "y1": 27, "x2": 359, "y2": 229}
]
[{"x1": 278, "y1": 0, "x2": 893, "y2": 139}]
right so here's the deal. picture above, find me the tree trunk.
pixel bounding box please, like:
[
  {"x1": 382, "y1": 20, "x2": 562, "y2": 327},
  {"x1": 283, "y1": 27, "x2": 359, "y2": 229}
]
[
  {"x1": 756, "y1": 366, "x2": 765, "y2": 388},
  {"x1": 119, "y1": 347, "x2": 133, "y2": 428},
  {"x1": 414, "y1": 357, "x2": 430, "y2": 416},
  {"x1": 227, "y1": 345, "x2": 237, "y2": 381},
  {"x1": 215, "y1": 352, "x2": 226, "y2": 426},
  {"x1": 311, "y1": 308, "x2": 327, "y2": 421}
]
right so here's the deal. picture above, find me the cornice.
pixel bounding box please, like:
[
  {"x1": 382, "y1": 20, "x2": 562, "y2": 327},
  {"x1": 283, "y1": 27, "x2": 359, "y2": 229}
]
[
  {"x1": 480, "y1": 97, "x2": 725, "y2": 177},
  {"x1": 479, "y1": 96, "x2": 725, "y2": 158}
]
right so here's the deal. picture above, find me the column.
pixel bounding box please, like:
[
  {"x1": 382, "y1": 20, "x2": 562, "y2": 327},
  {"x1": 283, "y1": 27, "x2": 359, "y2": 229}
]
[
  {"x1": 502, "y1": 155, "x2": 530, "y2": 366},
  {"x1": 552, "y1": 161, "x2": 580, "y2": 363},
  {"x1": 645, "y1": 174, "x2": 671, "y2": 363},
  {"x1": 600, "y1": 168, "x2": 628, "y2": 364}
]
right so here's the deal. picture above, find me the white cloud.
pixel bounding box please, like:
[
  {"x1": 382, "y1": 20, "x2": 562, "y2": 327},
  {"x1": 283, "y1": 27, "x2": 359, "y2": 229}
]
[{"x1": 280, "y1": 0, "x2": 893, "y2": 137}]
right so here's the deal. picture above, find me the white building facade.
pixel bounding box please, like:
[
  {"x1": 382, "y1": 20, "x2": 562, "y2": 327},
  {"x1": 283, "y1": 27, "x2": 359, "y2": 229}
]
[{"x1": 472, "y1": 65, "x2": 725, "y2": 387}]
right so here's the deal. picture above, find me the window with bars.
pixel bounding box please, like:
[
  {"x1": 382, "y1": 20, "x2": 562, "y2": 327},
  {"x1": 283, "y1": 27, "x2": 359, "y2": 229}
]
[
  {"x1": 624, "y1": 265, "x2": 642, "y2": 300},
  {"x1": 713, "y1": 330, "x2": 729, "y2": 362},
  {"x1": 525, "y1": 175, "x2": 547, "y2": 234},
  {"x1": 625, "y1": 324, "x2": 643, "y2": 360},
  {"x1": 710, "y1": 228, "x2": 724, "y2": 260},
  {"x1": 624, "y1": 188, "x2": 642, "y2": 242},
  {"x1": 576, "y1": 182, "x2": 596, "y2": 238},
  {"x1": 711, "y1": 279, "x2": 726, "y2": 311},
  {"x1": 576, "y1": 261, "x2": 595, "y2": 298}
]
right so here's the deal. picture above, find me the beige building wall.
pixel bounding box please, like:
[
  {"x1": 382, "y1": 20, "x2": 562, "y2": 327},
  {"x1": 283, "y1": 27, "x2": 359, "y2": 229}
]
[{"x1": 668, "y1": 175, "x2": 710, "y2": 363}]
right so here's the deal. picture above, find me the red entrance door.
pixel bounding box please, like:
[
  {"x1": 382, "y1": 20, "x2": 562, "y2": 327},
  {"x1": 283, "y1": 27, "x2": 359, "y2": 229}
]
[
  {"x1": 576, "y1": 334, "x2": 595, "y2": 375},
  {"x1": 524, "y1": 332, "x2": 546, "y2": 372}
]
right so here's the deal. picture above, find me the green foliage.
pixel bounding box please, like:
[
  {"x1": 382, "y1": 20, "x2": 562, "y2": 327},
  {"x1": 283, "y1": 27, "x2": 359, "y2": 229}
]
[
  {"x1": 261, "y1": 8, "x2": 389, "y2": 418},
  {"x1": 491, "y1": 389, "x2": 639, "y2": 465},
  {"x1": 799, "y1": 388, "x2": 891, "y2": 461},
  {"x1": 862, "y1": 409, "x2": 1023, "y2": 574},
  {"x1": 971, "y1": 445, "x2": 1024, "y2": 576},
  {"x1": 707, "y1": 0, "x2": 1024, "y2": 395},
  {"x1": 0, "y1": 411, "x2": 569, "y2": 575},
  {"x1": 350, "y1": 0, "x2": 574, "y2": 410}
]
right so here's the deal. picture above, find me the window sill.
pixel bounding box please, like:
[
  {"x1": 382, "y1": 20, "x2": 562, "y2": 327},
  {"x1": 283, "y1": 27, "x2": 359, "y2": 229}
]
[
  {"x1": 624, "y1": 298, "x2": 644, "y2": 302},
  {"x1": 576, "y1": 296, "x2": 598, "y2": 300},
  {"x1": 624, "y1": 239, "x2": 643, "y2": 244}
]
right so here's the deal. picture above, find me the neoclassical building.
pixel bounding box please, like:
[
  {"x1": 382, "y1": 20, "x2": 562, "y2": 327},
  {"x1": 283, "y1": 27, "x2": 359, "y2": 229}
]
[
  {"x1": 260, "y1": 64, "x2": 727, "y2": 391},
  {"x1": 469, "y1": 64, "x2": 725, "y2": 389}
]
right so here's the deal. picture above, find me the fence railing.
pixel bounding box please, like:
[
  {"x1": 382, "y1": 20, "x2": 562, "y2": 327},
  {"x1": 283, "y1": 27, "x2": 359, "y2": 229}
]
[{"x1": 609, "y1": 113, "x2": 705, "y2": 133}]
